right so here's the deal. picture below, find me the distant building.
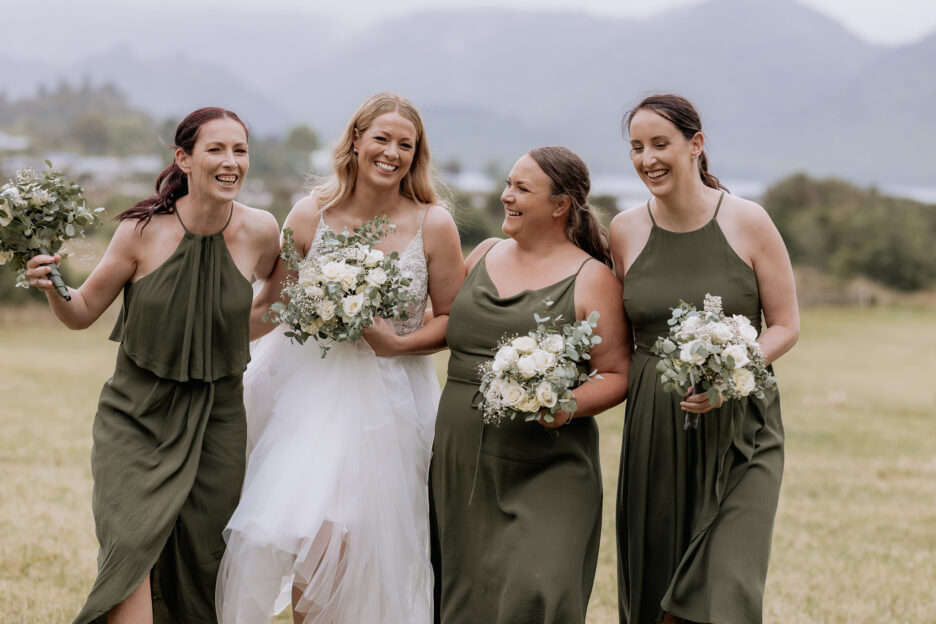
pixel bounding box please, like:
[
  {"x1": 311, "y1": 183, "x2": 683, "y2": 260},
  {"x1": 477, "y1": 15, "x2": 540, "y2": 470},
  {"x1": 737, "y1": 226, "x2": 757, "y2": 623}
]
[{"x1": 0, "y1": 132, "x2": 31, "y2": 152}]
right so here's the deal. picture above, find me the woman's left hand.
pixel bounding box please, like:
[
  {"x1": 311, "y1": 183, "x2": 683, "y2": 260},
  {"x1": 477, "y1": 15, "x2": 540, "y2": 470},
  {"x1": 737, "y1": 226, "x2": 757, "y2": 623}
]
[
  {"x1": 537, "y1": 410, "x2": 573, "y2": 429},
  {"x1": 680, "y1": 388, "x2": 723, "y2": 414},
  {"x1": 362, "y1": 317, "x2": 400, "y2": 357}
]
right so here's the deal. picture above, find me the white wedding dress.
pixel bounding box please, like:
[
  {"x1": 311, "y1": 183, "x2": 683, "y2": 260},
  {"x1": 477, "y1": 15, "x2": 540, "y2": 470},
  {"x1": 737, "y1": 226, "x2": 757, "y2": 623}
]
[{"x1": 216, "y1": 212, "x2": 438, "y2": 623}]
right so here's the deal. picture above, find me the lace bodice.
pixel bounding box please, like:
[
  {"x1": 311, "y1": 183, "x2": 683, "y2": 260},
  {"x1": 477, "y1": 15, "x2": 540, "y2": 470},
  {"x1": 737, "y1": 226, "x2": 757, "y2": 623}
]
[{"x1": 312, "y1": 210, "x2": 429, "y2": 336}]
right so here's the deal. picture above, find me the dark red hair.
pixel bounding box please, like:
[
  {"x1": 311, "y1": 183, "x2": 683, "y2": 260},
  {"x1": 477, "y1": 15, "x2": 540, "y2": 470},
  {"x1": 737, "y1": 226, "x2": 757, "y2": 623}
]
[{"x1": 118, "y1": 107, "x2": 248, "y2": 227}]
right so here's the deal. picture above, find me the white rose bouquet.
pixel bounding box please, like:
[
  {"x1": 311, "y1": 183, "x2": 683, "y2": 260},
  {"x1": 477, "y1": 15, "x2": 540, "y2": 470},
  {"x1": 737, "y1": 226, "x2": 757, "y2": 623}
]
[
  {"x1": 651, "y1": 293, "x2": 776, "y2": 429},
  {"x1": 265, "y1": 215, "x2": 413, "y2": 357},
  {"x1": 477, "y1": 308, "x2": 603, "y2": 426},
  {"x1": 0, "y1": 161, "x2": 104, "y2": 300}
]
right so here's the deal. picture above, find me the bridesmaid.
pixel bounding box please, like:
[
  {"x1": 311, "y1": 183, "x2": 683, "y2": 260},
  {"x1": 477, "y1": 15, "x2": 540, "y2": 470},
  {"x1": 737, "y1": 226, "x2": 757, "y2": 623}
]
[
  {"x1": 25, "y1": 108, "x2": 280, "y2": 623},
  {"x1": 430, "y1": 146, "x2": 630, "y2": 623},
  {"x1": 610, "y1": 94, "x2": 799, "y2": 624}
]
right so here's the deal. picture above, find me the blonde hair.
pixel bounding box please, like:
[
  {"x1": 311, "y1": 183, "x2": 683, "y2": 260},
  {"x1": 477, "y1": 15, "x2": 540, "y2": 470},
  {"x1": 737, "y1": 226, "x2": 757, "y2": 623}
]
[{"x1": 314, "y1": 92, "x2": 447, "y2": 211}]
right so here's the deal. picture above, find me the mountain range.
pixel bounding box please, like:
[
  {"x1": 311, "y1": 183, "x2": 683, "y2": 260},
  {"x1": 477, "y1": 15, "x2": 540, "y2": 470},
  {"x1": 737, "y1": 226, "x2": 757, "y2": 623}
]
[{"x1": 2, "y1": 0, "x2": 934, "y2": 185}]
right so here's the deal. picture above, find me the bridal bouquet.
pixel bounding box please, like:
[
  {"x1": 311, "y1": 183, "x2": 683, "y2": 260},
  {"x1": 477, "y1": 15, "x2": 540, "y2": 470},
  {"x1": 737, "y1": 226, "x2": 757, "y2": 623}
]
[
  {"x1": 477, "y1": 308, "x2": 602, "y2": 425},
  {"x1": 266, "y1": 215, "x2": 413, "y2": 357},
  {"x1": 0, "y1": 161, "x2": 104, "y2": 300},
  {"x1": 652, "y1": 293, "x2": 776, "y2": 429}
]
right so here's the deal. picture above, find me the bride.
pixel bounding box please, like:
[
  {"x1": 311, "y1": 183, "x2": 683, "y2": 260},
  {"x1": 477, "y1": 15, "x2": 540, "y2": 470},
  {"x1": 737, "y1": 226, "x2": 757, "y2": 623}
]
[{"x1": 215, "y1": 92, "x2": 465, "y2": 623}]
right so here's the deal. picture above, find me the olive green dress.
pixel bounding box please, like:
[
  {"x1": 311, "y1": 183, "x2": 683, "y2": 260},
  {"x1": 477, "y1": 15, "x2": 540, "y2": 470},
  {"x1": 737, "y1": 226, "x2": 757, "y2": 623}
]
[
  {"x1": 73, "y1": 208, "x2": 252, "y2": 624},
  {"x1": 616, "y1": 194, "x2": 784, "y2": 624},
  {"x1": 430, "y1": 246, "x2": 602, "y2": 624}
]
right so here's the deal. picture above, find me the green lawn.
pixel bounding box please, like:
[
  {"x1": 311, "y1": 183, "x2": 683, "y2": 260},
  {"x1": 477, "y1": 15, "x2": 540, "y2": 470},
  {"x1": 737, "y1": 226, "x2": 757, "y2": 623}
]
[{"x1": 1, "y1": 305, "x2": 934, "y2": 623}]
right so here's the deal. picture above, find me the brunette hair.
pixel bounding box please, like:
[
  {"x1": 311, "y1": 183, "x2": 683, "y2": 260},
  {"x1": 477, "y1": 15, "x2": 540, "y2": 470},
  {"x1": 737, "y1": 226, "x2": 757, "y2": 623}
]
[
  {"x1": 527, "y1": 146, "x2": 612, "y2": 267},
  {"x1": 117, "y1": 107, "x2": 248, "y2": 227},
  {"x1": 622, "y1": 93, "x2": 728, "y2": 192},
  {"x1": 314, "y1": 92, "x2": 446, "y2": 211}
]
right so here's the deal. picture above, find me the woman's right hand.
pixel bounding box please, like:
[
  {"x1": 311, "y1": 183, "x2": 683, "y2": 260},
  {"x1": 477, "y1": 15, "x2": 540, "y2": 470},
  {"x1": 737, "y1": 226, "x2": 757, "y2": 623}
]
[{"x1": 25, "y1": 253, "x2": 62, "y2": 293}]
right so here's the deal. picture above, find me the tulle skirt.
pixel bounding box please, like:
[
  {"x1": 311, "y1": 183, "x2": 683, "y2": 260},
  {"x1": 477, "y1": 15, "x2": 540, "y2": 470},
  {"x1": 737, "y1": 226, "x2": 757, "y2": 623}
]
[{"x1": 216, "y1": 325, "x2": 439, "y2": 623}]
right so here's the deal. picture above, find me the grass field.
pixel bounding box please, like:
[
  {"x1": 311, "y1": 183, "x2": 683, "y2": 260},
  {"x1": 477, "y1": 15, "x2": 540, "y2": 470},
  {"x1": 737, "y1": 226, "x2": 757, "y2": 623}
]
[{"x1": 1, "y1": 305, "x2": 934, "y2": 623}]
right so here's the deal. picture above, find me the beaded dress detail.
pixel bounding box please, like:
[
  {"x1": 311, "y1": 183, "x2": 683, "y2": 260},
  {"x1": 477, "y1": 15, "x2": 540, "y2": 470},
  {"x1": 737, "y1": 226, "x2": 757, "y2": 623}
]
[
  {"x1": 217, "y1": 207, "x2": 439, "y2": 624},
  {"x1": 311, "y1": 207, "x2": 429, "y2": 337}
]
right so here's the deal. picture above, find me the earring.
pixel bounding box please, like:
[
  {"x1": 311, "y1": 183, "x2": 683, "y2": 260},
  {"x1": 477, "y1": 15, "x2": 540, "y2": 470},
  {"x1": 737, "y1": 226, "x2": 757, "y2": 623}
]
[{"x1": 353, "y1": 149, "x2": 358, "y2": 156}]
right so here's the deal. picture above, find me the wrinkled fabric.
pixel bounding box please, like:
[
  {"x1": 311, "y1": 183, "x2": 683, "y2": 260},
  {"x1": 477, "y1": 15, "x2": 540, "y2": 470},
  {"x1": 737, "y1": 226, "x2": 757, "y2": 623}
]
[
  {"x1": 431, "y1": 250, "x2": 601, "y2": 624},
  {"x1": 74, "y1": 216, "x2": 252, "y2": 624},
  {"x1": 616, "y1": 195, "x2": 784, "y2": 624}
]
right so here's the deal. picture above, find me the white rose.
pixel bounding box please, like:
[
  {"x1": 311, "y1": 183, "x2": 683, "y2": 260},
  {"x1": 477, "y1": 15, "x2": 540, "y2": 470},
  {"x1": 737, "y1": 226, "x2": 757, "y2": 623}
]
[
  {"x1": 339, "y1": 265, "x2": 362, "y2": 292},
  {"x1": 321, "y1": 260, "x2": 344, "y2": 283},
  {"x1": 723, "y1": 344, "x2": 750, "y2": 369},
  {"x1": 304, "y1": 285, "x2": 324, "y2": 299},
  {"x1": 499, "y1": 382, "x2": 525, "y2": 407},
  {"x1": 365, "y1": 267, "x2": 388, "y2": 288},
  {"x1": 512, "y1": 335, "x2": 538, "y2": 354},
  {"x1": 679, "y1": 314, "x2": 701, "y2": 334},
  {"x1": 0, "y1": 202, "x2": 12, "y2": 227},
  {"x1": 679, "y1": 341, "x2": 705, "y2": 366},
  {"x1": 30, "y1": 189, "x2": 51, "y2": 207},
  {"x1": 363, "y1": 247, "x2": 385, "y2": 268},
  {"x1": 731, "y1": 368, "x2": 756, "y2": 396},
  {"x1": 341, "y1": 293, "x2": 366, "y2": 321},
  {"x1": 300, "y1": 317, "x2": 324, "y2": 335},
  {"x1": 710, "y1": 322, "x2": 733, "y2": 344},
  {"x1": 316, "y1": 299, "x2": 337, "y2": 321},
  {"x1": 535, "y1": 382, "x2": 558, "y2": 409},
  {"x1": 539, "y1": 333, "x2": 565, "y2": 354},
  {"x1": 0, "y1": 250, "x2": 13, "y2": 265},
  {"x1": 517, "y1": 355, "x2": 538, "y2": 379},
  {"x1": 530, "y1": 348, "x2": 557, "y2": 373},
  {"x1": 495, "y1": 345, "x2": 519, "y2": 366},
  {"x1": 517, "y1": 393, "x2": 541, "y2": 413},
  {"x1": 492, "y1": 345, "x2": 518, "y2": 374},
  {"x1": 0, "y1": 187, "x2": 19, "y2": 204},
  {"x1": 740, "y1": 324, "x2": 759, "y2": 344}
]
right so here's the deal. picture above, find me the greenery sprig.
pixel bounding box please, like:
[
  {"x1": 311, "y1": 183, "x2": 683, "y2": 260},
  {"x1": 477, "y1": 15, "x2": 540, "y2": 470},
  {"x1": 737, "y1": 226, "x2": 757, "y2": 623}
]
[{"x1": 0, "y1": 161, "x2": 104, "y2": 300}]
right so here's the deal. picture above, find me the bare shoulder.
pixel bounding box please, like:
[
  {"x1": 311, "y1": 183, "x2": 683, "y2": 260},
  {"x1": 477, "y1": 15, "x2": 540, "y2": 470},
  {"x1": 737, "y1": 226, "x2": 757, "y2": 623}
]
[
  {"x1": 422, "y1": 203, "x2": 457, "y2": 232},
  {"x1": 610, "y1": 202, "x2": 652, "y2": 239},
  {"x1": 720, "y1": 194, "x2": 775, "y2": 230},
  {"x1": 284, "y1": 193, "x2": 325, "y2": 235},
  {"x1": 107, "y1": 218, "x2": 147, "y2": 257},
  {"x1": 237, "y1": 203, "x2": 279, "y2": 238},
  {"x1": 577, "y1": 257, "x2": 621, "y2": 294},
  {"x1": 464, "y1": 237, "x2": 503, "y2": 271},
  {"x1": 719, "y1": 195, "x2": 777, "y2": 237}
]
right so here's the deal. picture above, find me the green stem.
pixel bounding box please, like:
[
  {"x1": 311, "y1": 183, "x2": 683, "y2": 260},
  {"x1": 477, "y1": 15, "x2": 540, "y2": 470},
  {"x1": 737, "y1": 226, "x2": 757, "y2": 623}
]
[{"x1": 38, "y1": 245, "x2": 70, "y2": 302}]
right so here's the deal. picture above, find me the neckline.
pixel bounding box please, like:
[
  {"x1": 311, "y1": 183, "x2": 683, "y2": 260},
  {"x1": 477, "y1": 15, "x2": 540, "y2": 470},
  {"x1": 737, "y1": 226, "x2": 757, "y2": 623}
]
[
  {"x1": 479, "y1": 253, "x2": 585, "y2": 300},
  {"x1": 318, "y1": 217, "x2": 424, "y2": 257},
  {"x1": 648, "y1": 191, "x2": 724, "y2": 235},
  {"x1": 174, "y1": 203, "x2": 234, "y2": 237}
]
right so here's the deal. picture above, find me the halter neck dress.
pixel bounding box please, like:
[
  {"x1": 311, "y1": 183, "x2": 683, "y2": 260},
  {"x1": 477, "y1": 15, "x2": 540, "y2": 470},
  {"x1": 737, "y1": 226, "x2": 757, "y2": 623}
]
[
  {"x1": 73, "y1": 206, "x2": 253, "y2": 624},
  {"x1": 616, "y1": 193, "x2": 784, "y2": 624},
  {"x1": 430, "y1": 243, "x2": 602, "y2": 624}
]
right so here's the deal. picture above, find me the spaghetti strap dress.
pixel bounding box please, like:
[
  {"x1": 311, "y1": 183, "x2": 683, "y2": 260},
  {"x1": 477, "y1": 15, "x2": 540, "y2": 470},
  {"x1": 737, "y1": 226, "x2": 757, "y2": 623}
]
[
  {"x1": 430, "y1": 246, "x2": 602, "y2": 624},
  {"x1": 615, "y1": 193, "x2": 784, "y2": 624},
  {"x1": 73, "y1": 206, "x2": 253, "y2": 624},
  {"x1": 217, "y1": 206, "x2": 439, "y2": 624}
]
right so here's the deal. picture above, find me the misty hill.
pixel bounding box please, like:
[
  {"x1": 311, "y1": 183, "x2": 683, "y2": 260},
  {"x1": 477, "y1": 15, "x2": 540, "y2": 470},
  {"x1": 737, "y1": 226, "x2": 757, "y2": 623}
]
[{"x1": 1, "y1": 0, "x2": 933, "y2": 185}]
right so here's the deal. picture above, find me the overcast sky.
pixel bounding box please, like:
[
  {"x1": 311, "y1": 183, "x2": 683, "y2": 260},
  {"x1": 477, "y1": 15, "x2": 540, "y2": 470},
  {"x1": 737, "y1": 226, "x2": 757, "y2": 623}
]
[
  {"x1": 0, "y1": 0, "x2": 932, "y2": 47},
  {"x1": 178, "y1": 0, "x2": 936, "y2": 46}
]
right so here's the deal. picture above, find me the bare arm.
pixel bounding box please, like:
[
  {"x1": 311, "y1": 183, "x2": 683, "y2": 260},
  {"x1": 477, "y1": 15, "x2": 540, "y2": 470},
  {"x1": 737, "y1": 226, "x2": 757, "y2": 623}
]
[
  {"x1": 249, "y1": 196, "x2": 322, "y2": 340},
  {"x1": 540, "y1": 261, "x2": 630, "y2": 427},
  {"x1": 364, "y1": 206, "x2": 467, "y2": 356},
  {"x1": 683, "y1": 200, "x2": 800, "y2": 414},
  {"x1": 748, "y1": 206, "x2": 799, "y2": 365},
  {"x1": 24, "y1": 220, "x2": 139, "y2": 329}
]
